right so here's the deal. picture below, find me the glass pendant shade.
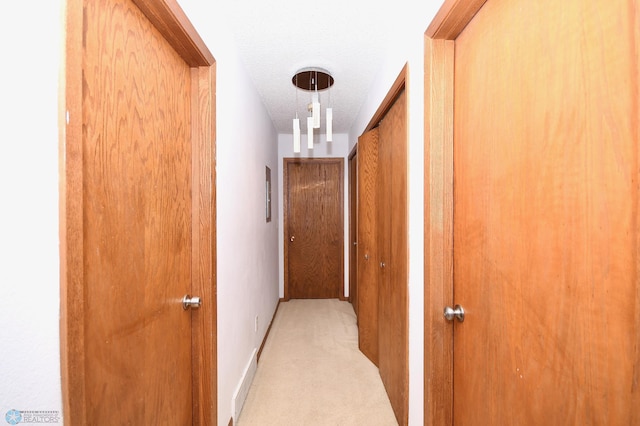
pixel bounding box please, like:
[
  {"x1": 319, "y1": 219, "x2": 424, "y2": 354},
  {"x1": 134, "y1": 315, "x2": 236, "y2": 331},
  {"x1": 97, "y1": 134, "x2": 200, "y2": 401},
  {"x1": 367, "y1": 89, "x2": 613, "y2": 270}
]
[
  {"x1": 307, "y1": 116, "x2": 314, "y2": 149},
  {"x1": 293, "y1": 118, "x2": 300, "y2": 153},
  {"x1": 326, "y1": 108, "x2": 333, "y2": 142},
  {"x1": 312, "y1": 93, "x2": 320, "y2": 129}
]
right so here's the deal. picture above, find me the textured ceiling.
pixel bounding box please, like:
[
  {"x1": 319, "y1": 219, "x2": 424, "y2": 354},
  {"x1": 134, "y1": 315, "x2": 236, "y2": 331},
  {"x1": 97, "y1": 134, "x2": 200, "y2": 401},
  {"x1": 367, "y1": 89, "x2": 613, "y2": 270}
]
[{"x1": 216, "y1": 0, "x2": 442, "y2": 135}]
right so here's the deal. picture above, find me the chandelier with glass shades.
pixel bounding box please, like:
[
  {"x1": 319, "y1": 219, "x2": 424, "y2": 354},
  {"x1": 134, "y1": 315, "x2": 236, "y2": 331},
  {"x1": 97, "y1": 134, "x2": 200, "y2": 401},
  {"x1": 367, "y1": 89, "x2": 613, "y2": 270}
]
[{"x1": 292, "y1": 67, "x2": 334, "y2": 153}]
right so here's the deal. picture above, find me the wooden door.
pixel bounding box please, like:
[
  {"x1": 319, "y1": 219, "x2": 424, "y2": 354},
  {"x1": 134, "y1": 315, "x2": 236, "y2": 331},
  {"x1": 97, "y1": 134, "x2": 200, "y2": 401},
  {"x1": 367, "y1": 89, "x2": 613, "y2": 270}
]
[
  {"x1": 284, "y1": 158, "x2": 344, "y2": 299},
  {"x1": 377, "y1": 89, "x2": 408, "y2": 426},
  {"x1": 60, "y1": 0, "x2": 216, "y2": 424},
  {"x1": 357, "y1": 128, "x2": 380, "y2": 365},
  {"x1": 349, "y1": 149, "x2": 359, "y2": 315},
  {"x1": 430, "y1": 0, "x2": 640, "y2": 423}
]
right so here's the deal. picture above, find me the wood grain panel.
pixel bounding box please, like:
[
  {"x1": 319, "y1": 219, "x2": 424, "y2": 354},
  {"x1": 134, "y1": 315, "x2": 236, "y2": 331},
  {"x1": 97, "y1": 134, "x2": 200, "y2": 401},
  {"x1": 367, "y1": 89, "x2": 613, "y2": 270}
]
[
  {"x1": 60, "y1": 0, "x2": 86, "y2": 422},
  {"x1": 453, "y1": 0, "x2": 640, "y2": 423},
  {"x1": 423, "y1": 3, "x2": 487, "y2": 426},
  {"x1": 377, "y1": 89, "x2": 408, "y2": 426},
  {"x1": 191, "y1": 65, "x2": 217, "y2": 426},
  {"x1": 132, "y1": 0, "x2": 214, "y2": 66},
  {"x1": 349, "y1": 149, "x2": 358, "y2": 315},
  {"x1": 62, "y1": 0, "x2": 216, "y2": 424},
  {"x1": 82, "y1": 0, "x2": 193, "y2": 423},
  {"x1": 425, "y1": 0, "x2": 487, "y2": 39},
  {"x1": 284, "y1": 158, "x2": 344, "y2": 299},
  {"x1": 357, "y1": 128, "x2": 380, "y2": 365},
  {"x1": 423, "y1": 36, "x2": 455, "y2": 426}
]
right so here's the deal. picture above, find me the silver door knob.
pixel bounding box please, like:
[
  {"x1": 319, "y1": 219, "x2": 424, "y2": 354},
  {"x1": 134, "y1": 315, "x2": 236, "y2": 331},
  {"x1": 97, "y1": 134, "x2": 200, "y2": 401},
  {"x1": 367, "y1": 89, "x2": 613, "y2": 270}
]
[
  {"x1": 182, "y1": 294, "x2": 202, "y2": 310},
  {"x1": 290, "y1": 235, "x2": 295, "y2": 242},
  {"x1": 444, "y1": 304, "x2": 464, "y2": 322}
]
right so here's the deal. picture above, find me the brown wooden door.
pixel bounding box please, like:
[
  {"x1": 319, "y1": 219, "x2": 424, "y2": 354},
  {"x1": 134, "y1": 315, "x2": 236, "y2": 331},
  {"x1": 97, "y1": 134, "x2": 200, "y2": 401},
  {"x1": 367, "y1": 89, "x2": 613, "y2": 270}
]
[
  {"x1": 349, "y1": 150, "x2": 359, "y2": 315},
  {"x1": 284, "y1": 158, "x2": 344, "y2": 299},
  {"x1": 452, "y1": 0, "x2": 639, "y2": 423},
  {"x1": 61, "y1": 0, "x2": 216, "y2": 424},
  {"x1": 84, "y1": 1, "x2": 193, "y2": 422},
  {"x1": 357, "y1": 128, "x2": 380, "y2": 365},
  {"x1": 377, "y1": 89, "x2": 408, "y2": 426}
]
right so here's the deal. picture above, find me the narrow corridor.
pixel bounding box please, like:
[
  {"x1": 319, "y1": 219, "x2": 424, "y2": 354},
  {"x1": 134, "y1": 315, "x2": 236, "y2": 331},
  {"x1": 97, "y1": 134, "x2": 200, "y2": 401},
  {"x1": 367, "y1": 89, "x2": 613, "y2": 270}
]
[{"x1": 237, "y1": 299, "x2": 398, "y2": 426}]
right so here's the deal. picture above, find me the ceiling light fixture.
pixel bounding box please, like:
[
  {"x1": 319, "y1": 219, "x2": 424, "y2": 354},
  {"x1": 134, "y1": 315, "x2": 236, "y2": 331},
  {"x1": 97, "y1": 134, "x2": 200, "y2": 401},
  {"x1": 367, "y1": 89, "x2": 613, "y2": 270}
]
[{"x1": 292, "y1": 68, "x2": 334, "y2": 153}]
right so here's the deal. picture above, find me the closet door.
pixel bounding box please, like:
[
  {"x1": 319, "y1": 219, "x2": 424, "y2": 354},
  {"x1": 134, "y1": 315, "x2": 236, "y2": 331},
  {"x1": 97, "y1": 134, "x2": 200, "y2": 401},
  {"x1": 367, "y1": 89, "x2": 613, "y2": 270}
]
[
  {"x1": 357, "y1": 128, "x2": 380, "y2": 365},
  {"x1": 349, "y1": 150, "x2": 359, "y2": 316},
  {"x1": 377, "y1": 89, "x2": 408, "y2": 426}
]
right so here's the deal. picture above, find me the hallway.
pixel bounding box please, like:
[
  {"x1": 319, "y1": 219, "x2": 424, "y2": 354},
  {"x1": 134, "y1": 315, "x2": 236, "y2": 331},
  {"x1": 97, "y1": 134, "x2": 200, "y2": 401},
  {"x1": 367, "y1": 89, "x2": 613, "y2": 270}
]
[{"x1": 236, "y1": 299, "x2": 398, "y2": 426}]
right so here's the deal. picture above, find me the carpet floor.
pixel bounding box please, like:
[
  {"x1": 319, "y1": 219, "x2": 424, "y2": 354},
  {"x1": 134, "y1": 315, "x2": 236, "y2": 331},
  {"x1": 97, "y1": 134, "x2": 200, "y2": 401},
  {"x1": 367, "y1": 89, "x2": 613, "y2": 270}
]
[{"x1": 236, "y1": 298, "x2": 398, "y2": 426}]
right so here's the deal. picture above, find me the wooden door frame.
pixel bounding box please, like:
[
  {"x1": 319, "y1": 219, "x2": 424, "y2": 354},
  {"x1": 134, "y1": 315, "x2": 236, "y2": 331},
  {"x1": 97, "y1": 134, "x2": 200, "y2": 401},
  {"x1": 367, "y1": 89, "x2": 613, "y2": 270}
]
[
  {"x1": 423, "y1": 1, "x2": 487, "y2": 425},
  {"x1": 59, "y1": 0, "x2": 217, "y2": 424},
  {"x1": 364, "y1": 65, "x2": 407, "y2": 133},
  {"x1": 283, "y1": 157, "x2": 345, "y2": 301}
]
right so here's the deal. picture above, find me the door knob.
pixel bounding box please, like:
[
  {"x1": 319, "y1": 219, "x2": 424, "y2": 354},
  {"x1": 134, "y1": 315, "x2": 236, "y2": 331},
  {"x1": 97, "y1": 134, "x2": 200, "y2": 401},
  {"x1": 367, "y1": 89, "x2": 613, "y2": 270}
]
[
  {"x1": 443, "y1": 304, "x2": 465, "y2": 322},
  {"x1": 290, "y1": 235, "x2": 295, "y2": 242},
  {"x1": 182, "y1": 295, "x2": 202, "y2": 310}
]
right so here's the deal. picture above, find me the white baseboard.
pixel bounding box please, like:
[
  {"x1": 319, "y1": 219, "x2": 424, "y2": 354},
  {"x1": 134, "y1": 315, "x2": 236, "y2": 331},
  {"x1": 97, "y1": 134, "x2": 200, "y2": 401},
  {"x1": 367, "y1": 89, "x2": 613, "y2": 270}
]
[{"x1": 232, "y1": 348, "x2": 258, "y2": 422}]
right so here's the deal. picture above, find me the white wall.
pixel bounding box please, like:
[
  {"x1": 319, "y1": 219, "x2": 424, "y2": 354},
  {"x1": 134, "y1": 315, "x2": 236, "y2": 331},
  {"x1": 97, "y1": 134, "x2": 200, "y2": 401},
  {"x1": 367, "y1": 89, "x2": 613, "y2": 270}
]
[
  {"x1": 347, "y1": 3, "x2": 443, "y2": 424},
  {"x1": 0, "y1": 0, "x2": 64, "y2": 422},
  {"x1": 176, "y1": 2, "x2": 281, "y2": 425},
  {"x1": 277, "y1": 133, "x2": 352, "y2": 299}
]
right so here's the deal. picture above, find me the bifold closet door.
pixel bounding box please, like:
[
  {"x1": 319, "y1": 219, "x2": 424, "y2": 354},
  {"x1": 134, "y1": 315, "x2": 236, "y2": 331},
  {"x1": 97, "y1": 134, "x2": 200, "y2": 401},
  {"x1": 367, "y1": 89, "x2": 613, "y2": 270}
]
[
  {"x1": 357, "y1": 128, "x2": 380, "y2": 365},
  {"x1": 377, "y1": 89, "x2": 408, "y2": 426}
]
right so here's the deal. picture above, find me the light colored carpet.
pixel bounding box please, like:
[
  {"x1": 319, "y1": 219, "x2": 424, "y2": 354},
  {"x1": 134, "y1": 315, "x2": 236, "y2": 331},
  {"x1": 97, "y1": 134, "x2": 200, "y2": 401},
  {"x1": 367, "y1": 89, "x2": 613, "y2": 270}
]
[{"x1": 236, "y1": 299, "x2": 398, "y2": 426}]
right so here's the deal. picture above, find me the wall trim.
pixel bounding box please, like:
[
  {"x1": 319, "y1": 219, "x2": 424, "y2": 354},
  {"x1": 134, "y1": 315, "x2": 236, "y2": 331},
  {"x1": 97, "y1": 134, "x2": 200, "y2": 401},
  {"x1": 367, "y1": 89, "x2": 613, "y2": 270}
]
[{"x1": 257, "y1": 299, "x2": 281, "y2": 362}]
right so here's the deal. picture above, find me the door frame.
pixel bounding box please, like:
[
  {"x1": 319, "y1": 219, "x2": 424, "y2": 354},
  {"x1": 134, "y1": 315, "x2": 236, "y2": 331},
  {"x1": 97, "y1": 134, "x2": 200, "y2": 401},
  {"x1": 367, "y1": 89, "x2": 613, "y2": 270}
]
[
  {"x1": 283, "y1": 157, "x2": 345, "y2": 301},
  {"x1": 59, "y1": 0, "x2": 217, "y2": 424},
  {"x1": 423, "y1": 1, "x2": 487, "y2": 425}
]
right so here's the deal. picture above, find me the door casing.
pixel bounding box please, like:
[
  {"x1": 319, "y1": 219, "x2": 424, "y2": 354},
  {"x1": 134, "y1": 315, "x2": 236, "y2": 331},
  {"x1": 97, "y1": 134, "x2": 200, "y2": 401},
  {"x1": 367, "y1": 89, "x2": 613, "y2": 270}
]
[
  {"x1": 424, "y1": 4, "x2": 490, "y2": 423},
  {"x1": 59, "y1": 0, "x2": 217, "y2": 423}
]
